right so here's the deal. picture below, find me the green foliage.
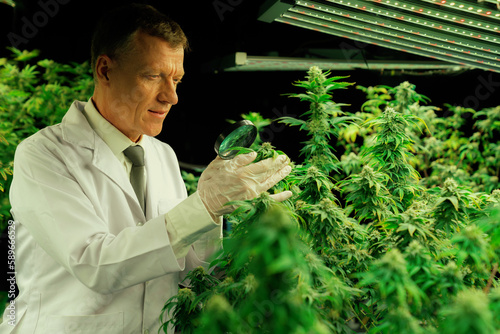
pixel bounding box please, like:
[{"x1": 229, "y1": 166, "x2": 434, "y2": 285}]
[
  {"x1": 363, "y1": 107, "x2": 427, "y2": 210},
  {"x1": 439, "y1": 289, "x2": 496, "y2": 334},
  {"x1": 0, "y1": 48, "x2": 93, "y2": 229},
  {"x1": 162, "y1": 68, "x2": 500, "y2": 334},
  {"x1": 356, "y1": 84, "x2": 392, "y2": 115},
  {"x1": 295, "y1": 197, "x2": 369, "y2": 275},
  {"x1": 358, "y1": 81, "x2": 430, "y2": 115},
  {"x1": 279, "y1": 66, "x2": 357, "y2": 174},
  {"x1": 431, "y1": 178, "x2": 481, "y2": 234},
  {"x1": 159, "y1": 287, "x2": 198, "y2": 333},
  {"x1": 383, "y1": 211, "x2": 438, "y2": 250},
  {"x1": 161, "y1": 192, "x2": 349, "y2": 333},
  {"x1": 288, "y1": 165, "x2": 337, "y2": 204},
  {"x1": 489, "y1": 287, "x2": 500, "y2": 328},
  {"x1": 359, "y1": 248, "x2": 426, "y2": 315},
  {"x1": 181, "y1": 170, "x2": 200, "y2": 196},
  {"x1": 6, "y1": 56, "x2": 496, "y2": 332},
  {"x1": 227, "y1": 112, "x2": 272, "y2": 150},
  {"x1": 253, "y1": 141, "x2": 285, "y2": 163},
  {"x1": 339, "y1": 165, "x2": 396, "y2": 223},
  {"x1": 356, "y1": 82, "x2": 499, "y2": 194}
]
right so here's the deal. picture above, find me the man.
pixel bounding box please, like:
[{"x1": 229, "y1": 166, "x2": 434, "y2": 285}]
[{"x1": 0, "y1": 4, "x2": 291, "y2": 333}]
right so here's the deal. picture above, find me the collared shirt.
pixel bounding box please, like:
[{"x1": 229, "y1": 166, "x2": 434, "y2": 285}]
[
  {"x1": 83, "y1": 98, "x2": 142, "y2": 177},
  {"x1": 82, "y1": 98, "x2": 220, "y2": 259}
]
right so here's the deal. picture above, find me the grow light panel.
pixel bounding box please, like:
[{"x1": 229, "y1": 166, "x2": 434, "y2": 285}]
[
  {"x1": 360, "y1": 0, "x2": 500, "y2": 33},
  {"x1": 289, "y1": 2, "x2": 500, "y2": 61},
  {"x1": 278, "y1": 11, "x2": 500, "y2": 71},
  {"x1": 419, "y1": 0, "x2": 500, "y2": 19},
  {"x1": 222, "y1": 52, "x2": 467, "y2": 72},
  {"x1": 258, "y1": 0, "x2": 500, "y2": 72},
  {"x1": 353, "y1": 0, "x2": 500, "y2": 34},
  {"x1": 275, "y1": 15, "x2": 498, "y2": 70}
]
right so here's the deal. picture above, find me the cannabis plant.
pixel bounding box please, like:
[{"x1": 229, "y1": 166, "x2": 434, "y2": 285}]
[
  {"x1": 363, "y1": 107, "x2": 427, "y2": 211},
  {"x1": 389, "y1": 81, "x2": 430, "y2": 114},
  {"x1": 0, "y1": 48, "x2": 93, "y2": 228},
  {"x1": 160, "y1": 190, "x2": 352, "y2": 334},
  {"x1": 294, "y1": 197, "x2": 370, "y2": 276},
  {"x1": 356, "y1": 84, "x2": 392, "y2": 115},
  {"x1": 160, "y1": 67, "x2": 500, "y2": 334},
  {"x1": 439, "y1": 288, "x2": 496, "y2": 334},
  {"x1": 181, "y1": 171, "x2": 200, "y2": 196},
  {"x1": 279, "y1": 66, "x2": 356, "y2": 174},
  {"x1": 471, "y1": 106, "x2": 500, "y2": 192},
  {"x1": 431, "y1": 178, "x2": 481, "y2": 234},
  {"x1": 357, "y1": 81, "x2": 430, "y2": 115},
  {"x1": 338, "y1": 164, "x2": 396, "y2": 223}
]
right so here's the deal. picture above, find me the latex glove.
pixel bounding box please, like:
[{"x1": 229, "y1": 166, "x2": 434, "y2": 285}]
[{"x1": 198, "y1": 152, "x2": 292, "y2": 217}]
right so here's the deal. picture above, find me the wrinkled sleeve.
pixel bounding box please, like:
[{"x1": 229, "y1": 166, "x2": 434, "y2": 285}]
[
  {"x1": 11, "y1": 139, "x2": 183, "y2": 294},
  {"x1": 165, "y1": 191, "x2": 223, "y2": 273}
]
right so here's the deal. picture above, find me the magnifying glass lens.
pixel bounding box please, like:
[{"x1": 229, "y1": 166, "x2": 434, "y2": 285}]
[{"x1": 215, "y1": 120, "x2": 257, "y2": 159}]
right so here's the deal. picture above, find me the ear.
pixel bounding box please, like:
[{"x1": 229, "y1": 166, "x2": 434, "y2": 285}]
[{"x1": 95, "y1": 55, "x2": 113, "y2": 86}]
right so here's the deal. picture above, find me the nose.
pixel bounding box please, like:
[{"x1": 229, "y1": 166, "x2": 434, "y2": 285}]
[{"x1": 157, "y1": 79, "x2": 178, "y2": 105}]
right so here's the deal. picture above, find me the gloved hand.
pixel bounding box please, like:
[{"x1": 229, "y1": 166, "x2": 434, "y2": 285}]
[{"x1": 197, "y1": 152, "x2": 293, "y2": 218}]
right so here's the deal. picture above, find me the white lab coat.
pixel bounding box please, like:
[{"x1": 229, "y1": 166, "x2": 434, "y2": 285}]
[{"x1": 0, "y1": 101, "x2": 220, "y2": 333}]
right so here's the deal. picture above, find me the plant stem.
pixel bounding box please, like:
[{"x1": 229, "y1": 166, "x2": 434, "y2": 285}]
[
  {"x1": 423, "y1": 154, "x2": 429, "y2": 178},
  {"x1": 483, "y1": 263, "x2": 498, "y2": 294},
  {"x1": 11, "y1": 109, "x2": 28, "y2": 129},
  {"x1": 349, "y1": 310, "x2": 371, "y2": 333}
]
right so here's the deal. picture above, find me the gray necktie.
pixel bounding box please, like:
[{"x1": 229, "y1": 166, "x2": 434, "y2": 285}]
[{"x1": 123, "y1": 145, "x2": 146, "y2": 213}]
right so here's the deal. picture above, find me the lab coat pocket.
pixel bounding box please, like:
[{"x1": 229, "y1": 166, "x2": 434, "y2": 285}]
[
  {"x1": 45, "y1": 311, "x2": 124, "y2": 334},
  {"x1": 10, "y1": 292, "x2": 41, "y2": 333}
]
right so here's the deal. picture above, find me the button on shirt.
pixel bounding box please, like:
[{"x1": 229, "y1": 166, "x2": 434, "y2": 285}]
[{"x1": 83, "y1": 98, "x2": 221, "y2": 259}]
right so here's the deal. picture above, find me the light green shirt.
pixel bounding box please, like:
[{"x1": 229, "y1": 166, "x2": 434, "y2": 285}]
[{"x1": 83, "y1": 98, "x2": 142, "y2": 178}]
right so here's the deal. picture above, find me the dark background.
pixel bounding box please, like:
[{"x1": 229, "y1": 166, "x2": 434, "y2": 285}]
[{"x1": 1, "y1": 0, "x2": 499, "y2": 165}]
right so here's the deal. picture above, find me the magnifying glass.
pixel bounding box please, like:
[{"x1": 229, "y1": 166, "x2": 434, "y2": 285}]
[{"x1": 214, "y1": 120, "x2": 257, "y2": 160}]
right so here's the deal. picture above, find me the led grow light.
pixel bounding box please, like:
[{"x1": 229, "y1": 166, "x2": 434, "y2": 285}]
[
  {"x1": 292, "y1": 1, "x2": 500, "y2": 59},
  {"x1": 276, "y1": 16, "x2": 499, "y2": 71},
  {"x1": 283, "y1": 9, "x2": 500, "y2": 68},
  {"x1": 323, "y1": 0, "x2": 500, "y2": 43},
  {"x1": 420, "y1": 0, "x2": 500, "y2": 19},
  {"x1": 283, "y1": 13, "x2": 500, "y2": 70},
  {"x1": 258, "y1": 0, "x2": 500, "y2": 72},
  {"x1": 363, "y1": 0, "x2": 500, "y2": 32}
]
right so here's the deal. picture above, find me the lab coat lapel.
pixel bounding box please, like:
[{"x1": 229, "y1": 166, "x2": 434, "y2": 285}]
[
  {"x1": 61, "y1": 101, "x2": 144, "y2": 217},
  {"x1": 92, "y1": 140, "x2": 143, "y2": 216}
]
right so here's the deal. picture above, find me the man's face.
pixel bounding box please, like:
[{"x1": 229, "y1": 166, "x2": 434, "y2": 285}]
[{"x1": 96, "y1": 31, "x2": 185, "y2": 142}]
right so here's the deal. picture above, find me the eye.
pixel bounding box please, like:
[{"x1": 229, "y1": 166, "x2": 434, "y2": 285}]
[{"x1": 148, "y1": 74, "x2": 161, "y2": 80}]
